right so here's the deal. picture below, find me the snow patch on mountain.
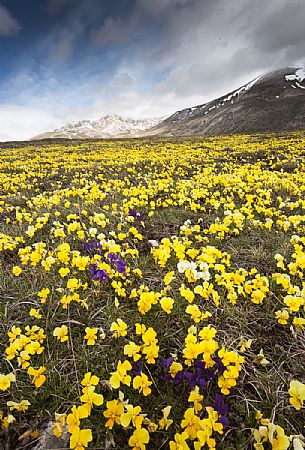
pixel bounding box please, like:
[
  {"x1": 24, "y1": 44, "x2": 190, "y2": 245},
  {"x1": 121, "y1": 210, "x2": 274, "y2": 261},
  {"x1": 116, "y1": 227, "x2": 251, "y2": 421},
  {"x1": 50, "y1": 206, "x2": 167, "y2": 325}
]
[
  {"x1": 285, "y1": 68, "x2": 305, "y2": 89},
  {"x1": 168, "y1": 75, "x2": 261, "y2": 123}
]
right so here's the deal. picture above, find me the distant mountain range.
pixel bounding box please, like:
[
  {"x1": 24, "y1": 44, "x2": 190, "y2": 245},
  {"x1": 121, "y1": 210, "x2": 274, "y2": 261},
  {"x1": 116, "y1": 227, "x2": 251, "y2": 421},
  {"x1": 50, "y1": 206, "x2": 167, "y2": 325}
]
[
  {"x1": 33, "y1": 115, "x2": 163, "y2": 139},
  {"x1": 32, "y1": 67, "x2": 305, "y2": 139}
]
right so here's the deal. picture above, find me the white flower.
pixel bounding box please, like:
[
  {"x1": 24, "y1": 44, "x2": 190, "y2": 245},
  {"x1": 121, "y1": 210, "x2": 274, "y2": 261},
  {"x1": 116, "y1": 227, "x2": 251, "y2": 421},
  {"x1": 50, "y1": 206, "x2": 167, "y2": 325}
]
[
  {"x1": 293, "y1": 437, "x2": 305, "y2": 450},
  {"x1": 148, "y1": 239, "x2": 159, "y2": 247},
  {"x1": 177, "y1": 261, "x2": 190, "y2": 273},
  {"x1": 198, "y1": 271, "x2": 211, "y2": 281}
]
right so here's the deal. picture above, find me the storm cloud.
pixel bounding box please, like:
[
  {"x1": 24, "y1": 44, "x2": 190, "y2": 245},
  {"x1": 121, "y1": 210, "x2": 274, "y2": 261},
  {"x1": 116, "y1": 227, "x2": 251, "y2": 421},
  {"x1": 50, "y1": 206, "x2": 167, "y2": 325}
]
[{"x1": 0, "y1": 0, "x2": 304, "y2": 140}]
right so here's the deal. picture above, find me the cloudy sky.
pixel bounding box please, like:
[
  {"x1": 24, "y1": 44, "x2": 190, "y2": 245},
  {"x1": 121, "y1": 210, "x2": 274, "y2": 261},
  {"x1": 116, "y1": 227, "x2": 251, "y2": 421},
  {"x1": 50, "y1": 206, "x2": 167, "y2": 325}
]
[{"x1": 0, "y1": 0, "x2": 304, "y2": 140}]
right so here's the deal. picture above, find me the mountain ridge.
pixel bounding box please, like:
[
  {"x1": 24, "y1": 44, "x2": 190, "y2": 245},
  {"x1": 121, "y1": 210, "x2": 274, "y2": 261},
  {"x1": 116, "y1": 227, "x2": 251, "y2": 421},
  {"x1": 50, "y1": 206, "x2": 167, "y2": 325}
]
[
  {"x1": 32, "y1": 66, "x2": 305, "y2": 139},
  {"x1": 147, "y1": 67, "x2": 305, "y2": 136},
  {"x1": 32, "y1": 114, "x2": 163, "y2": 139}
]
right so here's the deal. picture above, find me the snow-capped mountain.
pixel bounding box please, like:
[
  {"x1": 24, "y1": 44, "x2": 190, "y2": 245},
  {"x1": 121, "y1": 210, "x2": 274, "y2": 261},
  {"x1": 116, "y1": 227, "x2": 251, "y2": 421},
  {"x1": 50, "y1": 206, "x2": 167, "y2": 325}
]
[
  {"x1": 33, "y1": 114, "x2": 163, "y2": 139},
  {"x1": 147, "y1": 67, "x2": 305, "y2": 136},
  {"x1": 33, "y1": 67, "x2": 305, "y2": 140}
]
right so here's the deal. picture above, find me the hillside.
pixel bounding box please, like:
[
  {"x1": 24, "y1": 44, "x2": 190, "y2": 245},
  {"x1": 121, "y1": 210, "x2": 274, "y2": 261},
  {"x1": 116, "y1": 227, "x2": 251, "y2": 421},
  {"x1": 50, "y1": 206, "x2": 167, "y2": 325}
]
[{"x1": 148, "y1": 67, "x2": 305, "y2": 136}]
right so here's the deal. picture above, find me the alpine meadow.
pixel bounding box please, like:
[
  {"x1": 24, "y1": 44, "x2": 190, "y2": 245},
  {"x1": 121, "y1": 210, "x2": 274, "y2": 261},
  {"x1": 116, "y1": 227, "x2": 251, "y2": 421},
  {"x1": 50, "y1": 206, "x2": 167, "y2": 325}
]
[
  {"x1": 1, "y1": 133, "x2": 305, "y2": 449},
  {"x1": 1, "y1": 0, "x2": 305, "y2": 449}
]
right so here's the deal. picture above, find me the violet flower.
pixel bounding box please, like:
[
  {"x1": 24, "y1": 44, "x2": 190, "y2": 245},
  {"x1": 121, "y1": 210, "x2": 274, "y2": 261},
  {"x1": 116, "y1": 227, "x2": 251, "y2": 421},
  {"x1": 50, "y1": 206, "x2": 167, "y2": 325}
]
[
  {"x1": 132, "y1": 361, "x2": 143, "y2": 376},
  {"x1": 90, "y1": 264, "x2": 109, "y2": 282},
  {"x1": 211, "y1": 393, "x2": 229, "y2": 427}
]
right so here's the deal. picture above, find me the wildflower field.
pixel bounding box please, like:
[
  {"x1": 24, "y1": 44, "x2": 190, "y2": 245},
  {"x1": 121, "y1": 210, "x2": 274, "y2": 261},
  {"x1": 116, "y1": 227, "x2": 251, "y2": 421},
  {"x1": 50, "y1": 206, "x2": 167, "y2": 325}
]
[{"x1": 1, "y1": 132, "x2": 305, "y2": 450}]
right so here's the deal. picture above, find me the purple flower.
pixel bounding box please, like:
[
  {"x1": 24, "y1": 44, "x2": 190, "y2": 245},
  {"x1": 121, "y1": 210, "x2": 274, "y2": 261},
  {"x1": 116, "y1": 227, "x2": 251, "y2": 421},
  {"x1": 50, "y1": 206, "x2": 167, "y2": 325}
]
[
  {"x1": 213, "y1": 356, "x2": 225, "y2": 375},
  {"x1": 213, "y1": 393, "x2": 229, "y2": 415},
  {"x1": 173, "y1": 372, "x2": 184, "y2": 384},
  {"x1": 113, "y1": 259, "x2": 127, "y2": 275},
  {"x1": 184, "y1": 371, "x2": 197, "y2": 389},
  {"x1": 219, "y1": 415, "x2": 229, "y2": 427},
  {"x1": 90, "y1": 264, "x2": 98, "y2": 279},
  {"x1": 128, "y1": 209, "x2": 146, "y2": 220},
  {"x1": 161, "y1": 357, "x2": 174, "y2": 371},
  {"x1": 107, "y1": 253, "x2": 127, "y2": 275},
  {"x1": 90, "y1": 264, "x2": 109, "y2": 282},
  {"x1": 132, "y1": 361, "x2": 143, "y2": 376},
  {"x1": 210, "y1": 393, "x2": 229, "y2": 428},
  {"x1": 107, "y1": 252, "x2": 119, "y2": 262},
  {"x1": 84, "y1": 242, "x2": 102, "y2": 254},
  {"x1": 205, "y1": 369, "x2": 215, "y2": 380},
  {"x1": 95, "y1": 270, "x2": 109, "y2": 282},
  {"x1": 128, "y1": 209, "x2": 137, "y2": 218},
  {"x1": 183, "y1": 360, "x2": 215, "y2": 389},
  {"x1": 161, "y1": 357, "x2": 184, "y2": 384},
  {"x1": 184, "y1": 370, "x2": 207, "y2": 389}
]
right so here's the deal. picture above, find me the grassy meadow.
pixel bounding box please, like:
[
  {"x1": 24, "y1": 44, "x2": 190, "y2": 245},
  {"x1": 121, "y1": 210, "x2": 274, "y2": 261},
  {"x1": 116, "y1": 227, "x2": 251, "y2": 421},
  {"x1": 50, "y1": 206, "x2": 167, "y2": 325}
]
[{"x1": 0, "y1": 132, "x2": 305, "y2": 450}]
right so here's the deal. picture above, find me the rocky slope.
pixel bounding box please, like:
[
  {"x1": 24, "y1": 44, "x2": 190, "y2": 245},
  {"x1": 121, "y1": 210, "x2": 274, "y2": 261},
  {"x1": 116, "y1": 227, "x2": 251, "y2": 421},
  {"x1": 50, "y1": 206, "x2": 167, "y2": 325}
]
[{"x1": 147, "y1": 67, "x2": 305, "y2": 136}]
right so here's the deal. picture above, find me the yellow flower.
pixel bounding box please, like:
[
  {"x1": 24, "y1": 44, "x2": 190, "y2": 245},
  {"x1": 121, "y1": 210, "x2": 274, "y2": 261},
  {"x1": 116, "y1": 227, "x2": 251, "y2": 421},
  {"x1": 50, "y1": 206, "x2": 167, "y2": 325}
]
[
  {"x1": 81, "y1": 372, "x2": 99, "y2": 389},
  {"x1": 84, "y1": 327, "x2": 98, "y2": 345},
  {"x1": 284, "y1": 295, "x2": 304, "y2": 312},
  {"x1": 30, "y1": 308, "x2": 42, "y2": 319},
  {"x1": 289, "y1": 380, "x2": 305, "y2": 410},
  {"x1": 27, "y1": 366, "x2": 46, "y2": 388},
  {"x1": 251, "y1": 290, "x2": 265, "y2": 304},
  {"x1": 169, "y1": 431, "x2": 190, "y2": 450},
  {"x1": 180, "y1": 285, "x2": 195, "y2": 303},
  {"x1": 109, "y1": 360, "x2": 132, "y2": 389},
  {"x1": 70, "y1": 427, "x2": 92, "y2": 450},
  {"x1": 135, "y1": 323, "x2": 146, "y2": 335},
  {"x1": 80, "y1": 386, "x2": 104, "y2": 414},
  {"x1": 67, "y1": 405, "x2": 89, "y2": 433},
  {"x1": 52, "y1": 413, "x2": 66, "y2": 438},
  {"x1": 160, "y1": 296, "x2": 174, "y2": 314},
  {"x1": 37, "y1": 288, "x2": 50, "y2": 304},
  {"x1": 124, "y1": 341, "x2": 141, "y2": 361},
  {"x1": 7, "y1": 400, "x2": 30, "y2": 412},
  {"x1": 67, "y1": 278, "x2": 81, "y2": 292},
  {"x1": 12, "y1": 266, "x2": 22, "y2": 276},
  {"x1": 53, "y1": 325, "x2": 68, "y2": 342},
  {"x1": 72, "y1": 256, "x2": 90, "y2": 271},
  {"x1": 0, "y1": 373, "x2": 16, "y2": 391},
  {"x1": 181, "y1": 407, "x2": 201, "y2": 439},
  {"x1": 110, "y1": 318, "x2": 128, "y2": 338},
  {"x1": 169, "y1": 361, "x2": 183, "y2": 379},
  {"x1": 17, "y1": 350, "x2": 31, "y2": 369},
  {"x1": 158, "y1": 405, "x2": 173, "y2": 430},
  {"x1": 103, "y1": 399, "x2": 124, "y2": 429},
  {"x1": 59, "y1": 267, "x2": 70, "y2": 277},
  {"x1": 164, "y1": 271, "x2": 175, "y2": 285},
  {"x1": 133, "y1": 373, "x2": 152, "y2": 396},
  {"x1": 2, "y1": 414, "x2": 16, "y2": 429},
  {"x1": 293, "y1": 317, "x2": 305, "y2": 332},
  {"x1": 120, "y1": 404, "x2": 143, "y2": 429},
  {"x1": 188, "y1": 387, "x2": 204, "y2": 413},
  {"x1": 8, "y1": 325, "x2": 22, "y2": 342},
  {"x1": 128, "y1": 427, "x2": 150, "y2": 450}
]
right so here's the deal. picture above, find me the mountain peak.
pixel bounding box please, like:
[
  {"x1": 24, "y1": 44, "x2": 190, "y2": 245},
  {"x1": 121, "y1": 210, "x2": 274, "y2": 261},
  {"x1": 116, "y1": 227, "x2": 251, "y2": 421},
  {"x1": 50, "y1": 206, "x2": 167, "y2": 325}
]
[
  {"x1": 33, "y1": 114, "x2": 163, "y2": 140},
  {"x1": 147, "y1": 66, "x2": 305, "y2": 136}
]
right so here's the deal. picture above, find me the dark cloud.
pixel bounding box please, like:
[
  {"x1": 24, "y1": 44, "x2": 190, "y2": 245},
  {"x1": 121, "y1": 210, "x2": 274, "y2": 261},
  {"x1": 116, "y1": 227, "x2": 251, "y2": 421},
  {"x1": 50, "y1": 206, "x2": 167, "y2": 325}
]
[
  {"x1": 1, "y1": 0, "x2": 305, "y2": 140},
  {"x1": 45, "y1": 0, "x2": 77, "y2": 14},
  {"x1": 0, "y1": 4, "x2": 21, "y2": 36}
]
